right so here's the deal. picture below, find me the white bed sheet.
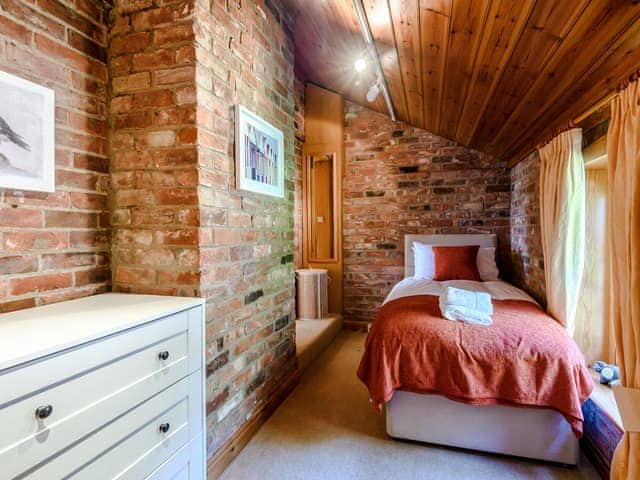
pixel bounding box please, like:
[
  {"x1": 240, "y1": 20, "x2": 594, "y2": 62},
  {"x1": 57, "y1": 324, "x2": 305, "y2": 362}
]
[{"x1": 384, "y1": 278, "x2": 537, "y2": 305}]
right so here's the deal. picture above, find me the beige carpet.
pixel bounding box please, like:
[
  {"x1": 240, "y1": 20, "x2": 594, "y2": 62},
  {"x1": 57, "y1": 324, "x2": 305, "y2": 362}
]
[{"x1": 220, "y1": 331, "x2": 599, "y2": 480}]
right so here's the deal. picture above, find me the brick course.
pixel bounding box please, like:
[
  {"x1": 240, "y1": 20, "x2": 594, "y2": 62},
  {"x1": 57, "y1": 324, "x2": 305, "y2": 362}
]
[
  {"x1": 509, "y1": 150, "x2": 546, "y2": 305},
  {"x1": 0, "y1": 0, "x2": 110, "y2": 313},
  {"x1": 343, "y1": 102, "x2": 511, "y2": 323}
]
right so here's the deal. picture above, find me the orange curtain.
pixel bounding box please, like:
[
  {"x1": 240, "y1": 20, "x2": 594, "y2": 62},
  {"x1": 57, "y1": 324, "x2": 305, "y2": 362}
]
[
  {"x1": 538, "y1": 128, "x2": 586, "y2": 335},
  {"x1": 608, "y1": 80, "x2": 640, "y2": 480}
]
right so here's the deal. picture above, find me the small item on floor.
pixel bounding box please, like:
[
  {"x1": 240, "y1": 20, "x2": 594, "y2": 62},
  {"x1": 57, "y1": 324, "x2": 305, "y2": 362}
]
[
  {"x1": 439, "y1": 287, "x2": 493, "y2": 325},
  {"x1": 592, "y1": 360, "x2": 621, "y2": 386}
]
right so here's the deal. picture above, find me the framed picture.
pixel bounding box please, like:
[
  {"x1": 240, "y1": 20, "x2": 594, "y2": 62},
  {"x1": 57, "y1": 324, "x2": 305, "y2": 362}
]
[
  {"x1": 0, "y1": 70, "x2": 55, "y2": 192},
  {"x1": 235, "y1": 105, "x2": 284, "y2": 198}
]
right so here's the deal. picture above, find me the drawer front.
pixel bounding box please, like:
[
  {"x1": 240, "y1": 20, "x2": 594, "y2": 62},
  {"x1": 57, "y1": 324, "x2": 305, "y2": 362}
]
[
  {"x1": 146, "y1": 442, "x2": 190, "y2": 480},
  {"x1": 145, "y1": 432, "x2": 205, "y2": 480},
  {"x1": 1, "y1": 309, "x2": 201, "y2": 479},
  {"x1": 23, "y1": 374, "x2": 198, "y2": 480},
  {"x1": 0, "y1": 308, "x2": 193, "y2": 404}
]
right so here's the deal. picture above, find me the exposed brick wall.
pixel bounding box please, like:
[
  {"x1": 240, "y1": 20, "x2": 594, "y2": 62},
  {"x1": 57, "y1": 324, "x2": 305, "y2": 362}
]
[
  {"x1": 343, "y1": 102, "x2": 510, "y2": 323},
  {"x1": 108, "y1": 0, "x2": 298, "y2": 459},
  {"x1": 509, "y1": 150, "x2": 546, "y2": 305},
  {"x1": 193, "y1": 0, "x2": 297, "y2": 456},
  {"x1": 0, "y1": 0, "x2": 111, "y2": 313},
  {"x1": 109, "y1": 0, "x2": 199, "y2": 297},
  {"x1": 293, "y1": 73, "x2": 304, "y2": 269}
]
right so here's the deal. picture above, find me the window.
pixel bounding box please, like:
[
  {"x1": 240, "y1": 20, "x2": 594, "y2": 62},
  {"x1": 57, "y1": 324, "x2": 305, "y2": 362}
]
[{"x1": 574, "y1": 136, "x2": 613, "y2": 365}]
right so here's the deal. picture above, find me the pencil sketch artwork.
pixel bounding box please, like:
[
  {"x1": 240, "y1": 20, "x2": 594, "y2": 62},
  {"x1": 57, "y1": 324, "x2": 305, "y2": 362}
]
[{"x1": 0, "y1": 70, "x2": 55, "y2": 192}]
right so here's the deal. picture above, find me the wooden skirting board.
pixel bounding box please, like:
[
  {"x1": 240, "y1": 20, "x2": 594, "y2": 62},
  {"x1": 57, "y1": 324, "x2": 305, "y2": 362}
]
[{"x1": 207, "y1": 369, "x2": 302, "y2": 478}]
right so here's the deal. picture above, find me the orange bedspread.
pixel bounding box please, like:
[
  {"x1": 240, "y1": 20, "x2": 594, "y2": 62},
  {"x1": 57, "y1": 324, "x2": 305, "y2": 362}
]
[{"x1": 357, "y1": 295, "x2": 594, "y2": 436}]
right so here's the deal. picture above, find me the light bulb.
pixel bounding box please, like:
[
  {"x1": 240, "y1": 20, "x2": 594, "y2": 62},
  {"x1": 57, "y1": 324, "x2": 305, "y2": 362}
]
[
  {"x1": 354, "y1": 58, "x2": 367, "y2": 72},
  {"x1": 366, "y1": 83, "x2": 380, "y2": 102}
]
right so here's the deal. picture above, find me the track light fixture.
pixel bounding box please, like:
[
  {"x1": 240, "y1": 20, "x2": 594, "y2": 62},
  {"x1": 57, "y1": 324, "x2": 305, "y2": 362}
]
[
  {"x1": 366, "y1": 80, "x2": 381, "y2": 103},
  {"x1": 352, "y1": 0, "x2": 396, "y2": 121}
]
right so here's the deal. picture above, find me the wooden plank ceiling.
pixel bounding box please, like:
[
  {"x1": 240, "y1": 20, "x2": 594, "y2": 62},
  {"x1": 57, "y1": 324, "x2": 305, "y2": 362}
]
[{"x1": 283, "y1": 0, "x2": 640, "y2": 163}]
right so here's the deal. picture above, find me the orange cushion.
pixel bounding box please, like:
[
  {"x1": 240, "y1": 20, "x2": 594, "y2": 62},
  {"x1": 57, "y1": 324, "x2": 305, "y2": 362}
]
[{"x1": 432, "y1": 245, "x2": 481, "y2": 281}]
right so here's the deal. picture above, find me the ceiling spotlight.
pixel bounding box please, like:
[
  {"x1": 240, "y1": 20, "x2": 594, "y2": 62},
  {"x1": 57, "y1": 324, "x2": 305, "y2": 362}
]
[
  {"x1": 366, "y1": 81, "x2": 380, "y2": 102},
  {"x1": 354, "y1": 58, "x2": 367, "y2": 72},
  {"x1": 353, "y1": 0, "x2": 396, "y2": 120}
]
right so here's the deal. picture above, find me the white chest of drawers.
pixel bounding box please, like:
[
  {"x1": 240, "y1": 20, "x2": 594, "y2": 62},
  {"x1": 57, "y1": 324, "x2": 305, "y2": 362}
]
[{"x1": 0, "y1": 293, "x2": 206, "y2": 480}]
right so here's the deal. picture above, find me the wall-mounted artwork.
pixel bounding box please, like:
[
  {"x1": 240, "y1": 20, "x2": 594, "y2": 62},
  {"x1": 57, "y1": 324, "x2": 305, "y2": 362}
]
[
  {"x1": 235, "y1": 105, "x2": 284, "y2": 198},
  {"x1": 0, "y1": 71, "x2": 55, "y2": 192}
]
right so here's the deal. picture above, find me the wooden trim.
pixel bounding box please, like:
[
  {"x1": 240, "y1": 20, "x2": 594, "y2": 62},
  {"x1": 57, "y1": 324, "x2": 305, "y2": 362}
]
[
  {"x1": 304, "y1": 150, "x2": 340, "y2": 264},
  {"x1": 584, "y1": 136, "x2": 608, "y2": 169},
  {"x1": 302, "y1": 85, "x2": 344, "y2": 314},
  {"x1": 573, "y1": 93, "x2": 616, "y2": 126},
  {"x1": 207, "y1": 369, "x2": 302, "y2": 479}
]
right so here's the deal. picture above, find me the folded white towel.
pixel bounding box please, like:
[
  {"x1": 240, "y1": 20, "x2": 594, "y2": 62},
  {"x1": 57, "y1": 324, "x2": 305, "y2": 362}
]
[
  {"x1": 439, "y1": 287, "x2": 493, "y2": 325},
  {"x1": 439, "y1": 304, "x2": 493, "y2": 325},
  {"x1": 440, "y1": 286, "x2": 493, "y2": 314}
]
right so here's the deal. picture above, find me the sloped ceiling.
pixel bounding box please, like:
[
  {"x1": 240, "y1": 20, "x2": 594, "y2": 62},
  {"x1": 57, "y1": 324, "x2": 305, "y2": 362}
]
[{"x1": 283, "y1": 0, "x2": 640, "y2": 163}]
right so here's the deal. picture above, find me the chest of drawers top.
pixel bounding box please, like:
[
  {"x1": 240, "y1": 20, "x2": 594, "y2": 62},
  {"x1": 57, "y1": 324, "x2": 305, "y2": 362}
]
[{"x1": 0, "y1": 293, "x2": 204, "y2": 371}]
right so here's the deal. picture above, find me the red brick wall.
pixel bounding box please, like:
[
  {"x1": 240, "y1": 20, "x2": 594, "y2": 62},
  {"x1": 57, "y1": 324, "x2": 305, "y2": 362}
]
[
  {"x1": 108, "y1": 0, "x2": 298, "y2": 458},
  {"x1": 509, "y1": 150, "x2": 546, "y2": 305},
  {"x1": 343, "y1": 102, "x2": 511, "y2": 323},
  {"x1": 0, "y1": 0, "x2": 110, "y2": 313},
  {"x1": 193, "y1": 0, "x2": 297, "y2": 456},
  {"x1": 293, "y1": 73, "x2": 304, "y2": 269},
  {"x1": 109, "y1": 0, "x2": 199, "y2": 297}
]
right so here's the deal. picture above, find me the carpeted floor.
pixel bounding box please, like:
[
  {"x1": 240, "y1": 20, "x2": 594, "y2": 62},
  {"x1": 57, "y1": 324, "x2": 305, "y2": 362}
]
[{"x1": 220, "y1": 331, "x2": 599, "y2": 480}]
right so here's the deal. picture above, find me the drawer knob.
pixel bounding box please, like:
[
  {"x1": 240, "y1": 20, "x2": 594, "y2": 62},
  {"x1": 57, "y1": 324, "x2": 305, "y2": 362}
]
[
  {"x1": 158, "y1": 351, "x2": 170, "y2": 361},
  {"x1": 35, "y1": 405, "x2": 53, "y2": 420},
  {"x1": 159, "y1": 422, "x2": 171, "y2": 434}
]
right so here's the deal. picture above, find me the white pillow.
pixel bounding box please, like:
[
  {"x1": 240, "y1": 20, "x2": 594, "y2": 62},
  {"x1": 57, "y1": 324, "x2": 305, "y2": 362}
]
[
  {"x1": 477, "y1": 247, "x2": 499, "y2": 281},
  {"x1": 413, "y1": 242, "x2": 435, "y2": 280}
]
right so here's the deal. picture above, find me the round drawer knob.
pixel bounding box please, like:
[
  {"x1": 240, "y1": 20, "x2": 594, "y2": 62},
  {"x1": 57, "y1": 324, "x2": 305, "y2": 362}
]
[
  {"x1": 158, "y1": 351, "x2": 170, "y2": 361},
  {"x1": 159, "y1": 422, "x2": 171, "y2": 434},
  {"x1": 35, "y1": 405, "x2": 53, "y2": 420}
]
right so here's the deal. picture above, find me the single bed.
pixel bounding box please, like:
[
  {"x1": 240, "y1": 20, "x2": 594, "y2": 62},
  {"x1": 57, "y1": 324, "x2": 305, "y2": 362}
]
[{"x1": 357, "y1": 234, "x2": 593, "y2": 465}]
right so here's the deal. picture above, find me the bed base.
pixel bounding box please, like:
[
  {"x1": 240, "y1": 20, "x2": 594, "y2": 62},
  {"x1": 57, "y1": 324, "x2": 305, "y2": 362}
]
[{"x1": 386, "y1": 391, "x2": 579, "y2": 465}]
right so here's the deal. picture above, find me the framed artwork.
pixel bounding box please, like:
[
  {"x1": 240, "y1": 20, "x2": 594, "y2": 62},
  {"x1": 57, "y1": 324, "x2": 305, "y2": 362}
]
[
  {"x1": 235, "y1": 105, "x2": 284, "y2": 198},
  {"x1": 0, "y1": 70, "x2": 55, "y2": 192}
]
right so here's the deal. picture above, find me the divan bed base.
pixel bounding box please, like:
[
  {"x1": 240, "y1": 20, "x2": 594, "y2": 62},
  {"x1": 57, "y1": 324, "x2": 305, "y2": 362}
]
[{"x1": 386, "y1": 391, "x2": 579, "y2": 465}]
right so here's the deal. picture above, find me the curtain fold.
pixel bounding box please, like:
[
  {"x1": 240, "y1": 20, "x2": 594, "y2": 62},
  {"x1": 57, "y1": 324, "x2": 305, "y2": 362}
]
[
  {"x1": 608, "y1": 80, "x2": 640, "y2": 480},
  {"x1": 538, "y1": 128, "x2": 586, "y2": 335}
]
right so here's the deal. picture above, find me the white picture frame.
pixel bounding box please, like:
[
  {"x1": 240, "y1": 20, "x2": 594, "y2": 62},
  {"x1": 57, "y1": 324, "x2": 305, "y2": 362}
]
[
  {"x1": 235, "y1": 104, "x2": 284, "y2": 198},
  {"x1": 0, "y1": 70, "x2": 55, "y2": 193}
]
